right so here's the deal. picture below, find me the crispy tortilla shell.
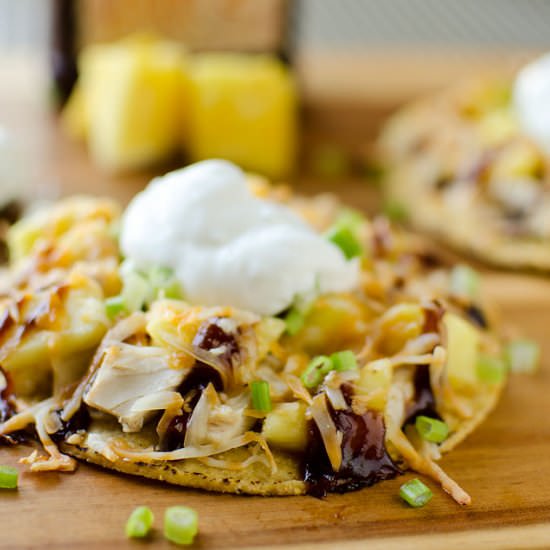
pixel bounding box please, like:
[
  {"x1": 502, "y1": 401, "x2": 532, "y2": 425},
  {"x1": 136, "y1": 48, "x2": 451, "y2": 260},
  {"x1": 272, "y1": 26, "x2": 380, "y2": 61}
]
[{"x1": 61, "y1": 375, "x2": 504, "y2": 494}]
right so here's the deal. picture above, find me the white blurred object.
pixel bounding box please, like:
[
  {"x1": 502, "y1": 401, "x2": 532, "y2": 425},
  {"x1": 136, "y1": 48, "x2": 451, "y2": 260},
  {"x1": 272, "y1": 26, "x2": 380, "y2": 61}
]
[
  {"x1": 514, "y1": 52, "x2": 550, "y2": 156},
  {"x1": 0, "y1": 126, "x2": 28, "y2": 206}
]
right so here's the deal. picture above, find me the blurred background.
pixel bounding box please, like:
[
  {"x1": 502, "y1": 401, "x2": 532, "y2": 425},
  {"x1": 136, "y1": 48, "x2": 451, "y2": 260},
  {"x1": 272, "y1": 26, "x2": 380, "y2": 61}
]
[{"x1": 0, "y1": 0, "x2": 547, "y2": 204}]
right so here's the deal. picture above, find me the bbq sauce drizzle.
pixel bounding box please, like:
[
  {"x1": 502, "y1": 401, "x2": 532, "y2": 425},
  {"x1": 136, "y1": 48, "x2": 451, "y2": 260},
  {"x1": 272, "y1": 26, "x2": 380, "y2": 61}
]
[
  {"x1": 303, "y1": 387, "x2": 401, "y2": 497},
  {"x1": 0, "y1": 366, "x2": 24, "y2": 445}
]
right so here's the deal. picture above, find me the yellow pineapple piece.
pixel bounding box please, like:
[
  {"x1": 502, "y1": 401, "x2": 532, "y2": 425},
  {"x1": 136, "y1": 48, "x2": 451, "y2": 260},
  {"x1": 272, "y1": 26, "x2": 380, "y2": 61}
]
[
  {"x1": 443, "y1": 312, "x2": 481, "y2": 391},
  {"x1": 79, "y1": 34, "x2": 190, "y2": 172},
  {"x1": 189, "y1": 54, "x2": 297, "y2": 179},
  {"x1": 262, "y1": 401, "x2": 308, "y2": 452},
  {"x1": 355, "y1": 358, "x2": 393, "y2": 411}
]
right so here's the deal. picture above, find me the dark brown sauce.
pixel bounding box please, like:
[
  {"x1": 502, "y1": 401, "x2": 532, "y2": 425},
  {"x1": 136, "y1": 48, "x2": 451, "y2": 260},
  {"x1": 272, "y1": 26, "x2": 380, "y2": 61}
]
[
  {"x1": 0, "y1": 366, "x2": 27, "y2": 445},
  {"x1": 193, "y1": 317, "x2": 240, "y2": 367},
  {"x1": 159, "y1": 362, "x2": 222, "y2": 451},
  {"x1": 50, "y1": 404, "x2": 90, "y2": 443},
  {"x1": 422, "y1": 301, "x2": 445, "y2": 334},
  {"x1": 404, "y1": 365, "x2": 440, "y2": 426},
  {"x1": 303, "y1": 401, "x2": 401, "y2": 497}
]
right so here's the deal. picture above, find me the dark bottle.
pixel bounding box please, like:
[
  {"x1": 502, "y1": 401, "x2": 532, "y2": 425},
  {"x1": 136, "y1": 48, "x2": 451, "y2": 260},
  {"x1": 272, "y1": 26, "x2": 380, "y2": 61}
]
[{"x1": 50, "y1": 0, "x2": 78, "y2": 107}]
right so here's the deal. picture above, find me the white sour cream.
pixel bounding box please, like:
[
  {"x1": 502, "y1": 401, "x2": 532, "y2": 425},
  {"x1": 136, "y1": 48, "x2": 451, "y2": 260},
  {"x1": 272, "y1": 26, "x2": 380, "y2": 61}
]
[
  {"x1": 514, "y1": 52, "x2": 550, "y2": 155},
  {"x1": 120, "y1": 160, "x2": 359, "y2": 316}
]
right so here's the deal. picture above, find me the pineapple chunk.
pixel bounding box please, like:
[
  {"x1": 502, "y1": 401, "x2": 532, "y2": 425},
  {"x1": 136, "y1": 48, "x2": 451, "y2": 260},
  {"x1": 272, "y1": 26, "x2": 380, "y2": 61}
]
[
  {"x1": 262, "y1": 401, "x2": 308, "y2": 452},
  {"x1": 443, "y1": 312, "x2": 481, "y2": 391},
  {"x1": 355, "y1": 358, "x2": 393, "y2": 411},
  {"x1": 292, "y1": 293, "x2": 372, "y2": 356},
  {"x1": 189, "y1": 54, "x2": 297, "y2": 179},
  {"x1": 2, "y1": 332, "x2": 52, "y2": 396},
  {"x1": 2, "y1": 274, "x2": 109, "y2": 396},
  {"x1": 376, "y1": 303, "x2": 425, "y2": 355},
  {"x1": 79, "y1": 35, "x2": 189, "y2": 172}
]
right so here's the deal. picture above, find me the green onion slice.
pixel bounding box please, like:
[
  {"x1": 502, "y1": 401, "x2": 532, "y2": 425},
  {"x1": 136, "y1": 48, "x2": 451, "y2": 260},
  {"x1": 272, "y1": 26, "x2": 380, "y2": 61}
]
[
  {"x1": 336, "y1": 208, "x2": 365, "y2": 231},
  {"x1": 330, "y1": 350, "x2": 358, "y2": 372},
  {"x1": 505, "y1": 339, "x2": 540, "y2": 373},
  {"x1": 125, "y1": 506, "x2": 154, "y2": 539},
  {"x1": 105, "y1": 296, "x2": 126, "y2": 319},
  {"x1": 399, "y1": 478, "x2": 433, "y2": 507},
  {"x1": 250, "y1": 380, "x2": 272, "y2": 412},
  {"x1": 326, "y1": 225, "x2": 363, "y2": 260},
  {"x1": 383, "y1": 199, "x2": 408, "y2": 222},
  {"x1": 477, "y1": 355, "x2": 506, "y2": 384},
  {"x1": 164, "y1": 506, "x2": 198, "y2": 546},
  {"x1": 415, "y1": 415, "x2": 449, "y2": 443},
  {"x1": 121, "y1": 270, "x2": 152, "y2": 312},
  {"x1": 149, "y1": 266, "x2": 183, "y2": 300},
  {"x1": 310, "y1": 144, "x2": 350, "y2": 179},
  {"x1": 301, "y1": 355, "x2": 333, "y2": 389},
  {"x1": 450, "y1": 264, "x2": 480, "y2": 299},
  {"x1": 284, "y1": 306, "x2": 306, "y2": 336},
  {"x1": 0, "y1": 465, "x2": 18, "y2": 489}
]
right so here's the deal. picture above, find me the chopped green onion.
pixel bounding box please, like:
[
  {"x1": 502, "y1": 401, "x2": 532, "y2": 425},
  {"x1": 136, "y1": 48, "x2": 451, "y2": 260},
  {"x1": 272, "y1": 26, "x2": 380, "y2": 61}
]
[
  {"x1": 0, "y1": 465, "x2": 18, "y2": 489},
  {"x1": 415, "y1": 415, "x2": 449, "y2": 443},
  {"x1": 250, "y1": 380, "x2": 272, "y2": 412},
  {"x1": 383, "y1": 199, "x2": 408, "y2": 222},
  {"x1": 105, "y1": 296, "x2": 126, "y2": 319},
  {"x1": 330, "y1": 350, "x2": 358, "y2": 372},
  {"x1": 121, "y1": 270, "x2": 152, "y2": 312},
  {"x1": 505, "y1": 339, "x2": 540, "y2": 373},
  {"x1": 309, "y1": 144, "x2": 350, "y2": 179},
  {"x1": 399, "y1": 478, "x2": 433, "y2": 508},
  {"x1": 284, "y1": 306, "x2": 305, "y2": 335},
  {"x1": 301, "y1": 355, "x2": 333, "y2": 389},
  {"x1": 450, "y1": 264, "x2": 480, "y2": 299},
  {"x1": 149, "y1": 266, "x2": 183, "y2": 300},
  {"x1": 477, "y1": 355, "x2": 506, "y2": 384},
  {"x1": 164, "y1": 506, "x2": 198, "y2": 546},
  {"x1": 326, "y1": 225, "x2": 363, "y2": 260},
  {"x1": 364, "y1": 162, "x2": 386, "y2": 185},
  {"x1": 125, "y1": 506, "x2": 154, "y2": 539},
  {"x1": 335, "y1": 208, "x2": 365, "y2": 231}
]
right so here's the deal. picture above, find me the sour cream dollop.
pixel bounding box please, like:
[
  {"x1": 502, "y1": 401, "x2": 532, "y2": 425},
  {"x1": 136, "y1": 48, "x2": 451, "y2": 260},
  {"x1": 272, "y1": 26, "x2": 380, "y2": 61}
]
[
  {"x1": 514, "y1": 52, "x2": 550, "y2": 155},
  {"x1": 120, "y1": 160, "x2": 359, "y2": 316}
]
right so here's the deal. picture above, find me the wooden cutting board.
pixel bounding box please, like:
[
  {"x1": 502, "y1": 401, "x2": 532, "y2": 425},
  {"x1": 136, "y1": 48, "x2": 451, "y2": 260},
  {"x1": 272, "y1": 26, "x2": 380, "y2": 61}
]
[
  {"x1": 1, "y1": 273, "x2": 550, "y2": 550},
  {"x1": 3, "y1": 53, "x2": 550, "y2": 550}
]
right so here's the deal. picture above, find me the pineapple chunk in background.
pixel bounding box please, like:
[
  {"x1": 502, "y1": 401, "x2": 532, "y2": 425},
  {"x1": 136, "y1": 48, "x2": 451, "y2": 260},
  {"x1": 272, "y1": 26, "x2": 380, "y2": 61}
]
[
  {"x1": 189, "y1": 54, "x2": 297, "y2": 179},
  {"x1": 75, "y1": 35, "x2": 190, "y2": 172}
]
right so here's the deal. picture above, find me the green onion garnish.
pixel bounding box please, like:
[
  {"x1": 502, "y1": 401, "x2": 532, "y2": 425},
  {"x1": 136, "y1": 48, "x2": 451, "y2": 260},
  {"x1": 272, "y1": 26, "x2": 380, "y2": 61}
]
[
  {"x1": 326, "y1": 225, "x2": 363, "y2": 260},
  {"x1": 250, "y1": 380, "x2": 272, "y2": 412},
  {"x1": 125, "y1": 506, "x2": 154, "y2": 539},
  {"x1": 477, "y1": 355, "x2": 506, "y2": 384},
  {"x1": 105, "y1": 296, "x2": 126, "y2": 319},
  {"x1": 330, "y1": 350, "x2": 358, "y2": 372},
  {"x1": 301, "y1": 355, "x2": 333, "y2": 389},
  {"x1": 284, "y1": 306, "x2": 306, "y2": 336},
  {"x1": 336, "y1": 208, "x2": 365, "y2": 231},
  {"x1": 149, "y1": 266, "x2": 183, "y2": 300},
  {"x1": 0, "y1": 465, "x2": 18, "y2": 489},
  {"x1": 383, "y1": 199, "x2": 408, "y2": 222},
  {"x1": 309, "y1": 144, "x2": 350, "y2": 179},
  {"x1": 121, "y1": 270, "x2": 152, "y2": 312},
  {"x1": 505, "y1": 339, "x2": 540, "y2": 373},
  {"x1": 164, "y1": 506, "x2": 198, "y2": 546},
  {"x1": 399, "y1": 478, "x2": 433, "y2": 508},
  {"x1": 415, "y1": 415, "x2": 449, "y2": 443},
  {"x1": 450, "y1": 264, "x2": 480, "y2": 299}
]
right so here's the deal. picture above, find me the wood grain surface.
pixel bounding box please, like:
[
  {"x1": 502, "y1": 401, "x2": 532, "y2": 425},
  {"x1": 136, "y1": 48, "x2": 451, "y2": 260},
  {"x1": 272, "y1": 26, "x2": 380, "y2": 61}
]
[{"x1": 2, "y1": 52, "x2": 550, "y2": 550}]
